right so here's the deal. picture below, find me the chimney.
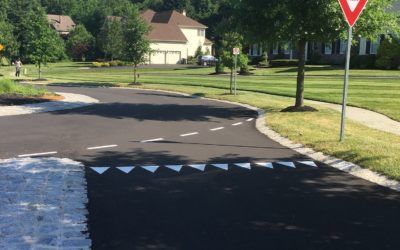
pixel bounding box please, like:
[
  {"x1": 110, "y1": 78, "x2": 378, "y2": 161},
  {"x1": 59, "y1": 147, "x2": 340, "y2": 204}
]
[{"x1": 182, "y1": 10, "x2": 187, "y2": 16}]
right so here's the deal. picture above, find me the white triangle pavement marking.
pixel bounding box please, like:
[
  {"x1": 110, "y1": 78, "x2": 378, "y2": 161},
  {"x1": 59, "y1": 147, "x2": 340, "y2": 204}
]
[
  {"x1": 298, "y1": 161, "x2": 318, "y2": 168},
  {"x1": 255, "y1": 162, "x2": 274, "y2": 169},
  {"x1": 212, "y1": 164, "x2": 229, "y2": 171},
  {"x1": 189, "y1": 164, "x2": 206, "y2": 171},
  {"x1": 116, "y1": 166, "x2": 135, "y2": 174},
  {"x1": 347, "y1": 0, "x2": 360, "y2": 11},
  {"x1": 142, "y1": 166, "x2": 160, "y2": 173},
  {"x1": 90, "y1": 167, "x2": 110, "y2": 175},
  {"x1": 165, "y1": 165, "x2": 183, "y2": 172},
  {"x1": 277, "y1": 162, "x2": 296, "y2": 168},
  {"x1": 234, "y1": 163, "x2": 251, "y2": 170}
]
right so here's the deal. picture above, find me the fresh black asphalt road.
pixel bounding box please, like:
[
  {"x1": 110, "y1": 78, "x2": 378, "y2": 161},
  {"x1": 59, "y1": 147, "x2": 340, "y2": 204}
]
[{"x1": 1, "y1": 86, "x2": 400, "y2": 250}]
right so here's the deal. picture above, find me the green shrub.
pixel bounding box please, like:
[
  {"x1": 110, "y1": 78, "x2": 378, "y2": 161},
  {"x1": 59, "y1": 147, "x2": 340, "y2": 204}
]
[
  {"x1": 109, "y1": 60, "x2": 119, "y2": 67},
  {"x1": 250, "y1": 56, "x2": 263, "y2": 65},
  {"x1": 101, "y1": 62, "x2": 110, "y2": 67},
  {"x1": 376, "y1": 39, "x2": 400, "y2": 70},
  {"x1": 270, "y1": 59, "x2": 299, "y2": 67},
  {"x1": 1, "y1": 57, "x2": 10, "y2": 66},
  {"x1": 92, "y1": 62, "x2": 103, "y2": 67},
  {"x1": 0, "y1": 79, "x2": 47, "y2": 96},
  {"x1": 350, "y1": 55, "x2": 376, "y2": 69},
  {"x1": 187, "y1": 56, "x2": 197, "y2": 65}
]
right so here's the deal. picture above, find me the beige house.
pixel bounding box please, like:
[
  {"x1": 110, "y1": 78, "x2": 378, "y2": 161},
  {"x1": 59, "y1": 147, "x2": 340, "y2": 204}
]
[
  {"x1": 141, "y1": 10, "x2": 212, "y2": 64},
  {"x1": 47, "y1": 15, "x2": 76, "y2": 38}
]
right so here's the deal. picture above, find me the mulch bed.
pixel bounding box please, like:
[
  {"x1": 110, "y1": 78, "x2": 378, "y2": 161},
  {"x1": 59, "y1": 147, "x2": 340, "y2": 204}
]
[{"x1": 0, "y1": 94, "x2": 64, "y2": 106}]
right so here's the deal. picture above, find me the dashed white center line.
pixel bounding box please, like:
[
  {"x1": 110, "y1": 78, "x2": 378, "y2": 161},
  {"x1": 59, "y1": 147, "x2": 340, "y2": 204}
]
[
  {"x1": 18, "y1": 151, "x2": 58, "y2": 158},
  {"x1": 232, "y1": 122, "x2": 243, "y2": 126},
  {"x1": 180, "y1": 132, "x2": 199, "y2": 137},
  {"x1": 210, "y1": 127, "x2": 225, "y2": 131},
  {"x1": 87, "y1": 145, "x2": 118, "y2": 150},
  {"x1": 246, "y1": 118, "x2": 254, "y2": 122},
  {"x1": 141, "y1": 138, "x2": 164, "y2": 143}
]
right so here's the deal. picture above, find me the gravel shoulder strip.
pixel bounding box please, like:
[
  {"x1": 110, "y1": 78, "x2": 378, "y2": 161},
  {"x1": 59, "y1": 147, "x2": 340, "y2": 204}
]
[
  {"x1": 0, "y1": 158, "x2": 91, "y2": 249},
  {"x1": 129, "y1": 87, "x2": 400, "y2": 192},
  {"x1": 0, "y1": 92, "x2": 99, "y2": 117}
]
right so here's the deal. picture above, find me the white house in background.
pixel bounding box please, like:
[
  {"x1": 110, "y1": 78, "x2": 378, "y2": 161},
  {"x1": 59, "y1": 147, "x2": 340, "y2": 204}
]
[{"x1": 140, "y1": 9, "x2": 213, "y2": 64}]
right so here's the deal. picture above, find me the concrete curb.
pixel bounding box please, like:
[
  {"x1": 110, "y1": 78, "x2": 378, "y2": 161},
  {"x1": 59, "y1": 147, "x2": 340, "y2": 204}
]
[
  {"x1": 128, "y1": 87, "x2": 400, "y2": 192},
  {"x1": 0, "y1": 92, "x2": 99, "y2": 117}
]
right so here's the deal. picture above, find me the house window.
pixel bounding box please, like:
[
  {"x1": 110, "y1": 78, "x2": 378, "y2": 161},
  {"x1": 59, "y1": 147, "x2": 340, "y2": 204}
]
[
  {"x1": 370, "y1": 38, "x2": 380, "y2": 54},
  {"x1": 340, "y1": 40, "x2": 346, "y2": 54},
  {"x1": 273, "y1": 44, "x2": 279, "y2": 55},
  {"x1": 253, "y1": 44, "x2": 259, "y2": 56},
  {"x1": 197, "y1": 29, "x2": 205, "y2": 37},
  {"x1": 324, "y1": 43, "x2": 332, "y2": 55}
]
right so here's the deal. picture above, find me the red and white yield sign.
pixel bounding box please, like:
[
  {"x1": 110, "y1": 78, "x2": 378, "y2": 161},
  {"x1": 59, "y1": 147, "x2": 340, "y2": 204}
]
[{"x1": 339, "y1": 0, "x2": 368, "y2": 27}]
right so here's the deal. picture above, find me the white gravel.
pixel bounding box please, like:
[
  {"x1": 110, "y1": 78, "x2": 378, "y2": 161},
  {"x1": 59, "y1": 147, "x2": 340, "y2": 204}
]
[
  {"x1": 0, "y1": 92, "x2": 99, "y2": 117},
  {"x1": 0, "y1": 158, "x2": 91, "y2": 249}
]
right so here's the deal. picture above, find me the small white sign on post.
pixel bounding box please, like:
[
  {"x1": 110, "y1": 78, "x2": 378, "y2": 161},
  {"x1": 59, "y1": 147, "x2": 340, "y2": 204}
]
[{"x1": 233, "y1": 48, "x2": 240, "y2": 55}]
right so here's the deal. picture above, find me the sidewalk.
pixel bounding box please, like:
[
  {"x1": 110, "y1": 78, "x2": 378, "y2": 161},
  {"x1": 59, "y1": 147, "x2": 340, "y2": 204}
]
[{"x1": 306, "y1": 100, "x2": 400, "y2": 136}]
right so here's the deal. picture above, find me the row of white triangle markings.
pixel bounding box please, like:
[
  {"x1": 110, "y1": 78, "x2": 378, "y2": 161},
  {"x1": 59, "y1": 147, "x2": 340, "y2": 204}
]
[{"x1": 90, "y1": 161, "x2": 318, "y2": 175}]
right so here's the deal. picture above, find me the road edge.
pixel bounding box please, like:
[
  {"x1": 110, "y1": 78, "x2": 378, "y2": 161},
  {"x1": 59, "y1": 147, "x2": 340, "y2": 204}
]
[{"x1": 121, "y1": 87, "x2": 400, "y2": 192}]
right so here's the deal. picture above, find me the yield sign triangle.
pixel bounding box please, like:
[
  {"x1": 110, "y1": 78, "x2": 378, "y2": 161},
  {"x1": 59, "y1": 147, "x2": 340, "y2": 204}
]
[
  {"x1": 90, "y1": 167, "x2": 110, "y2": 175},
  {"x1": 277, "y1": 162, "x2": 296, "y2": 168},
  {"x1": 298, "y1": 161, "x2": 318, "y2": 168},
  {"x1": 255, "y1": 162, "x2": 274, "y2": 169},
  {"x1": 234, "y1": 163, "x2": 251, "y2": 170},
  {"x1": 165, "y1": 165, "x2": 183, "y2": 172},
  {"x1": 189, "y1": 164, "x2": 206, "y2": 171},
  {"x1": 339, "y1": 0, "x2": 368, "y2": 27},
  {"x1": 142, "y1": 165, "x2": 160, "y2": 173},
  {"x1": 116, "y1": 166, "x2": 135, "y2": 174},
  {"x1": 212, "y1": 164, "x2": 229, "y2": 170}
]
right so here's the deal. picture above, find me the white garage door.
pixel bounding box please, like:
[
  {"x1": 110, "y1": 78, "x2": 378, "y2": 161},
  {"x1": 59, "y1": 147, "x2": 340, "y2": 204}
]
[
  {"x1": 150, "y1": 51, "x2": 166, "y2": 64},
  {"x1": 166, "y1": 51, "x2": 181, "y2": 64}
]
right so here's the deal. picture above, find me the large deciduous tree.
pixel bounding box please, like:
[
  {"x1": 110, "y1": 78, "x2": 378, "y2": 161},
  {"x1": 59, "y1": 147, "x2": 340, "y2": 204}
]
[
  {"x1": 0, "y1": 17, "x2": 19, "y2": 60},
  {"x1": 98, "y1": 18, "x2": 124, "y2": 61},
  {"x1": 238, "y1": 0, "x2": 399, "y2": 111},
  {"x1": 67, "y1": 24, "x2": 95, "y2": 61},
  {"x1": 122, "y1": 6, "x2": 151, "y2": 84},
  {"x1": 24, "y1": 7, "x2": 65, "y2": 79}
]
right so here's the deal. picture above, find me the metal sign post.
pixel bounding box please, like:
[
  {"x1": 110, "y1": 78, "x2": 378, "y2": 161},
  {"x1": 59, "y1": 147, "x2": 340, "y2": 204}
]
[
  {"x1": 340, "y1": 26, "x2": 353, "y2": 142},
  {"x1": 234, "y1": 54, "x2": 238, "y2": 96},
  {"x1": 338, "y1": 0, "x2": 368, "y2": 142},
  {"x1": 233, "y1": 48, "x2": 240, "y2": 96}
]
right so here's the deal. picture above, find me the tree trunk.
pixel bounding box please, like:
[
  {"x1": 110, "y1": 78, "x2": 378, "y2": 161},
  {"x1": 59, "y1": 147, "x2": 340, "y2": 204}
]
[
  {"x1": 38, "y1": 62, "x2": 41, "y2": 80},
  {"x1": 295, "y1": 40, "x2": 307, "y2": 107},
  {"x1": 230, "y1": 68, "x2": 233, "y2": 94},
  {"x1": 133, "y1": 65, "x2": 137, "y2": 84}
]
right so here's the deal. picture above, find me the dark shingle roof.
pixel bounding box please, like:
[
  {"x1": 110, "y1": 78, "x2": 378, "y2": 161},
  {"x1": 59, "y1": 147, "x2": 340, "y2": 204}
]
[{"x1": 140, "y1": 9, "x2": 207, "y2": 43}]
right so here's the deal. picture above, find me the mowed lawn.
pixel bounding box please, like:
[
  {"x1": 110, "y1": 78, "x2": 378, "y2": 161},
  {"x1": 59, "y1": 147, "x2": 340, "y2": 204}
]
[{"x1": 7, "y1": 62, "x2": 400, "y2": 121}]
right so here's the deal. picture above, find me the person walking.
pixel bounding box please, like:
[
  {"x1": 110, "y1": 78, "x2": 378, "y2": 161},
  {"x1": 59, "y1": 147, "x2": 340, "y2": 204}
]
[{"x1": 14, "y1": 58, "x2": 22, "y2": 77}]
